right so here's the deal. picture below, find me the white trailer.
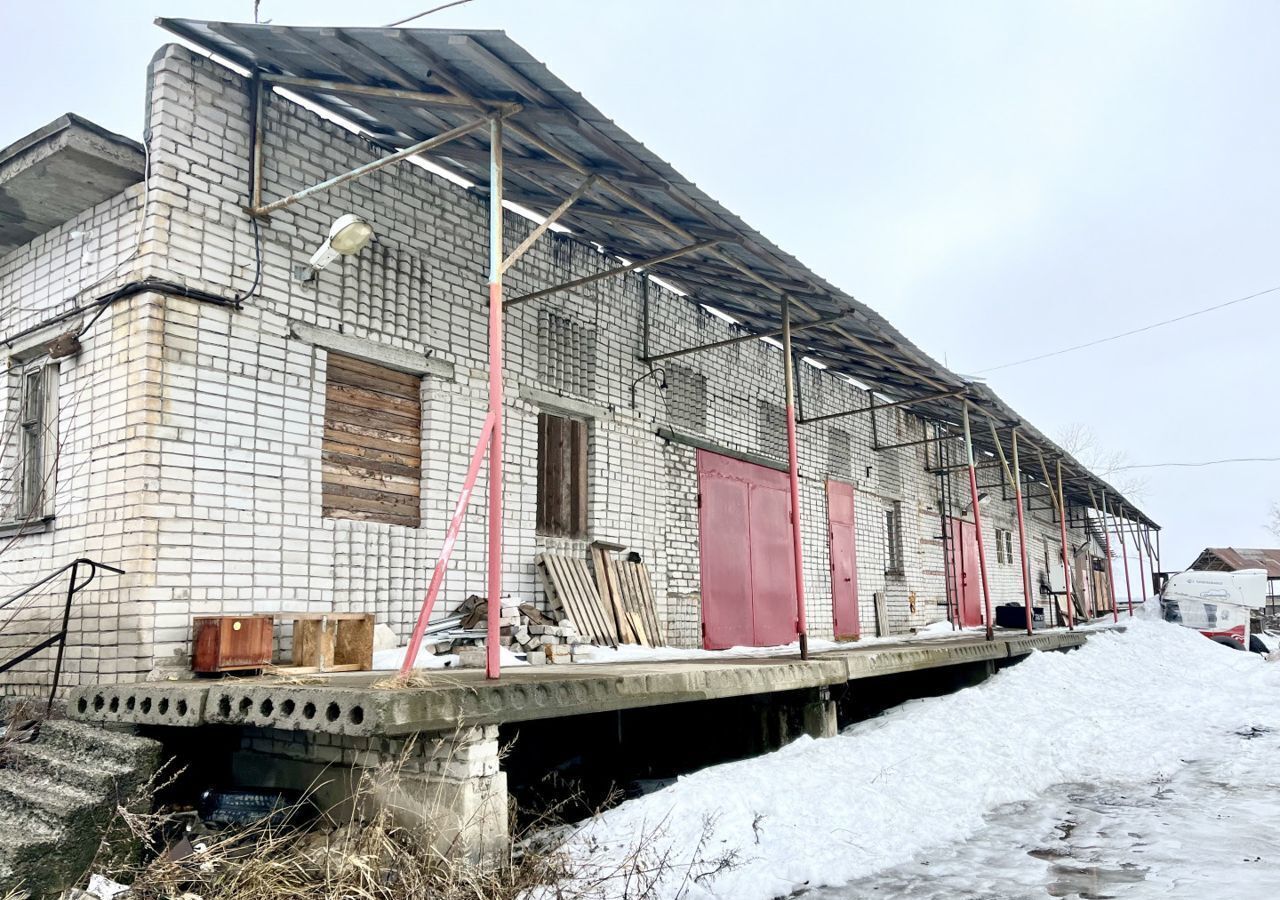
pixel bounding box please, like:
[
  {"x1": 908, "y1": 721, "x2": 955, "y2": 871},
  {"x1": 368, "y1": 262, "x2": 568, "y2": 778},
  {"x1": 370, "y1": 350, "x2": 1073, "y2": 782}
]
[{"x1": 1160, "y1": 568, "x2": 1267, "y2": 649}]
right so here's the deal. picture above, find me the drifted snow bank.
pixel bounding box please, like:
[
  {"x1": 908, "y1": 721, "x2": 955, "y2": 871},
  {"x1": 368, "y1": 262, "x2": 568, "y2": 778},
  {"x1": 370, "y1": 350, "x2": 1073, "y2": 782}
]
[{"x1": 543, "y1": 619, "x2": 1280, "y2": 900}]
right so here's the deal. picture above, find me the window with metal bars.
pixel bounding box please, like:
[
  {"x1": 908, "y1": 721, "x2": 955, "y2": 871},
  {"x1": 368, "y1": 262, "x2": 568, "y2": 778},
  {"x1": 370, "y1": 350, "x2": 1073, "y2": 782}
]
[{"x1": 885, "y1": 501, "x2": 904, "y2": 576}]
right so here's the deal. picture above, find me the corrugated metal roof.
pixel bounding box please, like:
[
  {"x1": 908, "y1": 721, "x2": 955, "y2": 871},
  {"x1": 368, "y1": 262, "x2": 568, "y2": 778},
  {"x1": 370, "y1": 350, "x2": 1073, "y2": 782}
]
[
  {"x1": 155, "y1": 18, "x2": 1157, "y2": 528},
  {"x1": 1194, "y1": 548, "x2": 1280, "y2": 578}
]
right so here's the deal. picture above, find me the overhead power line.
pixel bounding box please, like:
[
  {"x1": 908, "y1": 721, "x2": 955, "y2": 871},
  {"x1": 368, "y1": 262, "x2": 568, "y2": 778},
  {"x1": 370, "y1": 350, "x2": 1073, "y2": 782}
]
[
  {"x1": 386, "y1": 0, "x2": 476, "y2": 27},
  {"x1": 1111, "y1": 456, "x2": 1280, "y2": 471},
  {"x1": 977, "y1": 284, "x2": 1280, "y2": 373}
]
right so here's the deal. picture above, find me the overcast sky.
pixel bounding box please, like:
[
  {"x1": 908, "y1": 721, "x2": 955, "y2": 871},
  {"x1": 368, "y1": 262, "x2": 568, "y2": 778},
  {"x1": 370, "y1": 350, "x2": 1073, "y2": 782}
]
[{"x1": 5, "y1": 1, "x2": 1277, "y2": 571}]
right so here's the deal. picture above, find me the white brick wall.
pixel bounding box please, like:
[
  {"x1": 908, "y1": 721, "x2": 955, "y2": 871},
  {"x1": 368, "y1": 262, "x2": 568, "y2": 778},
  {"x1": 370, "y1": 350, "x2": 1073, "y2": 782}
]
[{"x1": 0, "y1": 44, "x2": 1095, "y2": 690}]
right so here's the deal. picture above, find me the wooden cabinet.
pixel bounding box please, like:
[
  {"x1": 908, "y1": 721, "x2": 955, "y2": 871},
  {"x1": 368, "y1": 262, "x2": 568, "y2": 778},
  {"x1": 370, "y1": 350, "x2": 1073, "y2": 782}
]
[{"x1": 192, "y1": 615, "x2": 274, "y2": 673}]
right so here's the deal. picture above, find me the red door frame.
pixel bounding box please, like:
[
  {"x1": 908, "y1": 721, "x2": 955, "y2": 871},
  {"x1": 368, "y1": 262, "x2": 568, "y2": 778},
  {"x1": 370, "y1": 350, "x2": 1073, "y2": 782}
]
[
  {"x1": 697, "y1": 450, "x2": 798, "y2": 649},
  {"x1": 827, "y1": 480, "x2": 861, "y2": 639}
]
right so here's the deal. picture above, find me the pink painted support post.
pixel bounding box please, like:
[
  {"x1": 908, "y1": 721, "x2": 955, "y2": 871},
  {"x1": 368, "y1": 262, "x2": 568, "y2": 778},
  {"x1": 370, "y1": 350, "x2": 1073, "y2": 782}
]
[
  {"x1": 962, "y1": 406, "x2": 994, "y2": 640},
  {"x1": 1011, "y1": 430, "x2": 1033, "y2": 635},
  {"x1": 1056, "y1": 460, "x2": 1075, "y2": 631},
  {"x1": 400, "y1": 415, "x2": 496, "y2": 675},
  {"x1": 1099, "y1": 490, "x2": 1119, "y2": 623},
  {"x1": 486, "y1": 118, "x2": 505, "y2": 679},
  {"x1": 1117, "y1": 516, "x2": 1134, "y2": 617},
  {"x1": 780, "y1": 296, "x2": 809, "y2": 659}
]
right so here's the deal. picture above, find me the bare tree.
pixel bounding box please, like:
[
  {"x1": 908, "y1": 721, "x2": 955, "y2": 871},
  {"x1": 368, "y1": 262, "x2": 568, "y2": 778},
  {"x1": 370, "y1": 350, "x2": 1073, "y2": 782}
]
[
  {"x1": 1267, "y1": 502, "x2": 1280, "y2": 541},
  {"x1": 1056, "y1": 422, "x2": 1149, "y2": 500}
]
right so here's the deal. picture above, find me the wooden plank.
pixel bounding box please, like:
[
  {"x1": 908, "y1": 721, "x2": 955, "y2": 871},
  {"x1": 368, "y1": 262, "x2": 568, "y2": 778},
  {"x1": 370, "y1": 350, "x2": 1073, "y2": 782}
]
[
  {"x1": 325, "y1": 422, "x2": 421, "y2": 454},
  {"x1": 550, "y1": 553, "x2": 614, "y2": 647},
  {"x1": 327, "y1": 352, "x2": 421, "y2": 393},
  {"x1": 321, "y1": 506, "x2": 420, "y2": 528},
  {"x1": 617, "y1": 560, "x2": 650, "y2": 646},
  {"x1": 324, "y1": 399, "x2": 423, "y2": 435},
  {"x1": 270, "y1": 663, "x2": 363, "y2": 675},
  {"x1": 873, "y1": 591, "x2": 890, "y2": 637},
  {"x1": 293, "y1": 619, "x2": 335, "y2": 669},
  {"x1": 326, "y1": 382, "x2": 421, "y2": 420},
  {"x1": 637, "y1": 562, "x2": 665, "y2": 646},
  {"x1": 562, "y1": 555, "x2": 612, "y2": 645},
  {"x1": 322, "y1": 461, "x2": 421, "y2": 493},
  {"x1": 590, "y1": 545, "x2": 629, "y2": 643},
  {"x1": 610, "y1": 555, "x2": 645, "y2": 646},
  {"x1": 322, "y1": 441, "x2": 420, "y2": 470},
  {"x1": 322, "y1": 450, "x2": 420, "y2": 480},
  {"x1": 320, "y1": 487, "x2": 419, "y2": 515},
  {"x1": 333, "y1": 614, "x2": 374, "y2": 669}
]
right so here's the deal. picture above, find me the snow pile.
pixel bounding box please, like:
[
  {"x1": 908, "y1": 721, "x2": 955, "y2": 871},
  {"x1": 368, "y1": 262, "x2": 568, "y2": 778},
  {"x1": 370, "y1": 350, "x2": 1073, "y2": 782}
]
[{"x1": 546, "y1": 619, "x2": 1280, "y2": 899}]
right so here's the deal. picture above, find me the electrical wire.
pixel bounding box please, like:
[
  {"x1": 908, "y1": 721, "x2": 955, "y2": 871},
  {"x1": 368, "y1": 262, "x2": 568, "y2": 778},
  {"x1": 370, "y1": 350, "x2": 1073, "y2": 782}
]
[
  {"x1": 976, "y1": 284, "x2": 1280, "y2": 373},
  {"x1": 1111, "y1": 456, "x2": 1280, "y2": 471},
  {"x1": 386, "y1": 0, "x2": 476, "y2": 27}
]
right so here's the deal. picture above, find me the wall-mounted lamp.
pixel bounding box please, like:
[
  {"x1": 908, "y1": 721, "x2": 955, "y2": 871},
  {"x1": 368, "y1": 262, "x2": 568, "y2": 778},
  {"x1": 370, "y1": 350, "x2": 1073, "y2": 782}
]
[{"x1": 297, "y1": 214, "x2": 374, "y2": 281}]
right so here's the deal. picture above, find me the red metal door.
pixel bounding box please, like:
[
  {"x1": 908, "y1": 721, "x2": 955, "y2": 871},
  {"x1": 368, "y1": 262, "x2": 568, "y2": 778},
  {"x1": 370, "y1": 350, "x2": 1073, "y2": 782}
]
[
  {"x1": 698, "y1": 450, "x2": 798, "y2": 649},
  {"x1": 949, "y1": 518, "x2": 984, "y2": 628},
  {"x1": 827, "y1": 480, "x2": 860, "y2": 639}
]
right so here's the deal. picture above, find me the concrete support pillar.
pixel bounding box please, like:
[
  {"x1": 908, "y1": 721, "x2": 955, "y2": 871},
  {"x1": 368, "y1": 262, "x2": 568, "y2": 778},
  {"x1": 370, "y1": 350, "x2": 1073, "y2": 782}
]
[
  {"x1": 232, "y1": 724, "x2": 508, "y2": 862},
  {"x1": 800, "y1": 686, "x2": 838, "y2": 739}
]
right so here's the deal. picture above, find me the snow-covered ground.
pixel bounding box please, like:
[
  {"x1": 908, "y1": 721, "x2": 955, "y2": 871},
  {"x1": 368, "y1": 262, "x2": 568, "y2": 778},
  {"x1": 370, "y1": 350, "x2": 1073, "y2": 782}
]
[{"x1": 543, "y1": 617, "x2": 1280, "y2": 899}]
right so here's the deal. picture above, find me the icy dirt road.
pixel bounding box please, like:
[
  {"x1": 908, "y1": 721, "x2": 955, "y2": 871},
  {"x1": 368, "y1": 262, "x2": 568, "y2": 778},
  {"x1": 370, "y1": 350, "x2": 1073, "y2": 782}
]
[
  {"x1": 810, "y1": 731, "x2": 1280, "y2": 899},
  {"x1": 547, "y1": 618, "x2": 1280, "y2": 900}
]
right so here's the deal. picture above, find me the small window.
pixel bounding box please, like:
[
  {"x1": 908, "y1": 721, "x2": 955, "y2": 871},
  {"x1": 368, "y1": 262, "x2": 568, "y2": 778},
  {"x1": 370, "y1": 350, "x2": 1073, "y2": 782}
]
[
  {"x1": 995, "y1": 528, "x2": 1015, "y2": 564},
  {"x1": 537, "y1": 412, "x2": 588, "y2": 538},
  {"x1": 885, "y1": 501, "x2": 904, "y2": 575},
  {"x1": 321, "y1": 353, "x2": 422, "y2": 527},
  {"x1": 4, "y1": 362, "x2": 57, "y2": 524}
]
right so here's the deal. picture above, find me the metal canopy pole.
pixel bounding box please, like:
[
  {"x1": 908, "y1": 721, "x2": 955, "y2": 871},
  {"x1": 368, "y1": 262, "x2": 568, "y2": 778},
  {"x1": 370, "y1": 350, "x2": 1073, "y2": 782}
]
[
  {"x1": 781, "y1": 296, "x2": 810, "y2": 659},
  {"x1": 486, "y1": 117, "x2": 505, "y2": 679},
  {"x1": 641, "y1": 312, "x2": 846, "y2": 364},
  {"x1": 1096, "y1": 488, "x2": 1120, "y2": 623},
  {"x1": 799, "y1": 388, "x2": 966, "y2": 427},
  {"x1": 1128, "y1": 517, "x2": 1148, "y2": 605},
  {"x1": 1010, "y1": 430, "x2": 1034, "y2": 634},
  {"x1": 249, "y1": 115, "x2": 493, "y2": 217},
  {"x1": 505, "y1": 240, "x2": 718, "y2": 306},
  {"x1": 1116, "y1": 515, "x2": 1134, "y2": 618},
  {"x1": 1055, "y1": 460, "x2": 1076, "y2": 629},
  {"x1": 962, "y1": 406, "x2": 995, "y2": 640}
]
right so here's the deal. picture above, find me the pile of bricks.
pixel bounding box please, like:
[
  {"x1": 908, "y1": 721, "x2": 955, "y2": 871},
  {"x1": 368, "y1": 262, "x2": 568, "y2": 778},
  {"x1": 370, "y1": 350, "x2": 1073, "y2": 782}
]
[{"x1": 455, "y1": 595, "x2": 592, "y2": 666}]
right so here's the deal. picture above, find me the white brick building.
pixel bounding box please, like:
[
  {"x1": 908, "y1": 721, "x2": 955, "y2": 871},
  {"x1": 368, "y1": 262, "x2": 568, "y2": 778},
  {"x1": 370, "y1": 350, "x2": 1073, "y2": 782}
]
[{"x1": 0, "y1": 30, "x2": 1149, "y2": 697}]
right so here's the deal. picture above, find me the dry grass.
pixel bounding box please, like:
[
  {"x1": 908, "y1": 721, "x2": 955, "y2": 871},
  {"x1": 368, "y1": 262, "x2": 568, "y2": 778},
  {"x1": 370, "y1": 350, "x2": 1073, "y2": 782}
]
[{"x1": 84, "y1": 738, "x2": 736, "y2": 900}]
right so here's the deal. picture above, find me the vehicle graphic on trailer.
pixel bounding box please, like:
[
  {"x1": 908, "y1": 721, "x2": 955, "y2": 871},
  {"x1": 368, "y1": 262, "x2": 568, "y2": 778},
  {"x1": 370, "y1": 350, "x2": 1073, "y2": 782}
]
[{"x1": 1160, "y1": 569, "x2": 1266, "y2": 649}]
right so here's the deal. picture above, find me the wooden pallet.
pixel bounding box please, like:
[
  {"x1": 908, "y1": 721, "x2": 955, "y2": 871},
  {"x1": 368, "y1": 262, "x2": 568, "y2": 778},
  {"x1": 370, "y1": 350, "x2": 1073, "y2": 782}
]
[
  {"x1": 591, "y1": 542, "x2": 665, "y2": 647},
  {"x1": 536, "y1": 552, "x2": 618, "y2": 647}
]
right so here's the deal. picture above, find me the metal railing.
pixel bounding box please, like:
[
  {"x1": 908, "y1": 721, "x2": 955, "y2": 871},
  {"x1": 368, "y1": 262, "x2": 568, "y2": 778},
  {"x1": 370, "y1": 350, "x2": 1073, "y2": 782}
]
[{"x1": 0, "y1": 558, "x2": 124, "y2": 713}]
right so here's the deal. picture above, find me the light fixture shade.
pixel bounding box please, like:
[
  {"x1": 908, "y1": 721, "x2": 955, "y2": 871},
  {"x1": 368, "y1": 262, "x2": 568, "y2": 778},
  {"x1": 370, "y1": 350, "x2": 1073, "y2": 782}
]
[{"x1": 328, "y1": 213, "x2": 374, "y2": 255}]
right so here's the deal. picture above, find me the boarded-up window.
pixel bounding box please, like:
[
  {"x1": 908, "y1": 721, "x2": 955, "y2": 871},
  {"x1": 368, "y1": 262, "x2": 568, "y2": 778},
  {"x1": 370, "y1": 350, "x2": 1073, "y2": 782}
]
[
  {"x1": 322, "y1": 353, "x2": 422, "y2": 527},
  {"x1": 828, "y1": 427, "x2": 852, "y2": 477},
  {"x1": 536, "y1": 412, "x2": 587, "y2": 538},
  {"x1": 666, "y1": 364, "x2": 708, "y2": 433},
  {"x1": 757, "y1": 400, "x2": 787, "y2": 461},
  {"x1": 538, "y1": 312, "x2": 596, "y2": 398}
]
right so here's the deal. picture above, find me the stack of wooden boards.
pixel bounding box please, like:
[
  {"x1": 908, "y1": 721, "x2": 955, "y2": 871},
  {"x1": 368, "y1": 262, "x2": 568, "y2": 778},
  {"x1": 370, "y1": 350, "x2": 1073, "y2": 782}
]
[{"x1": 536, "y1": 541, "x2": 665, "y2": 648}]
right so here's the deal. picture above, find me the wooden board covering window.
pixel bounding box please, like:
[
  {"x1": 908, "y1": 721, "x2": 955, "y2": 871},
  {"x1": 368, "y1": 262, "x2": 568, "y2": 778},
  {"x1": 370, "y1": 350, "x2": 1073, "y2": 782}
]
[
  {"x1": 322, "y1": 353, "x2": 422, "y2": 527},
  {"x1": 537, "y1": 412, "x2": 587, "y2": 538}
]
